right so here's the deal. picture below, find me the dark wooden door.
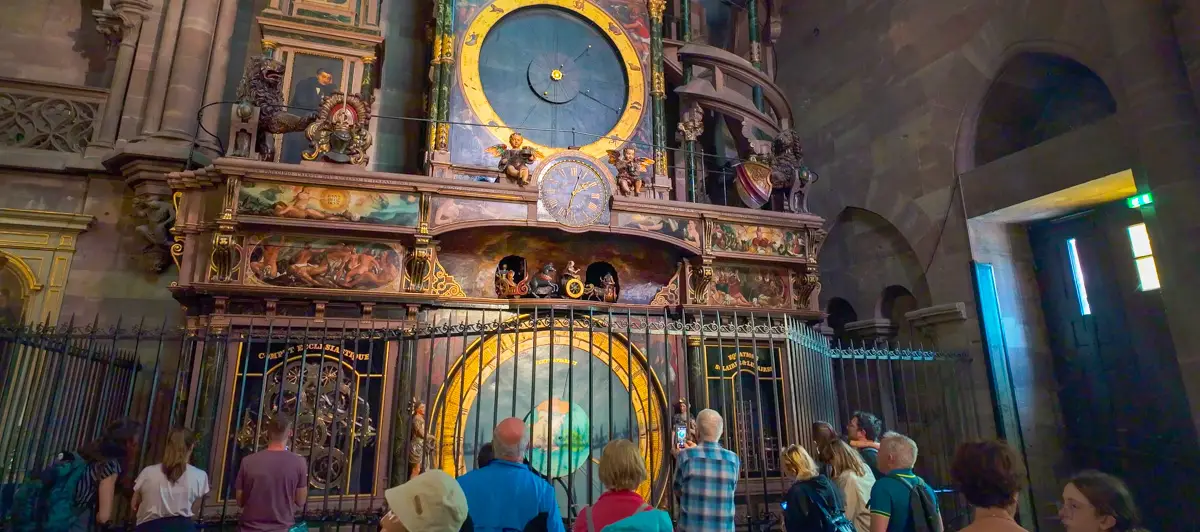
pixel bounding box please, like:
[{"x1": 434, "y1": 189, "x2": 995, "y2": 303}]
[{"x1": 1029, "y1": 204, "x2": 1198, "y2": 531}]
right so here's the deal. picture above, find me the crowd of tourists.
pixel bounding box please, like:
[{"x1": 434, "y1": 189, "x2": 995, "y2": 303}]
[{"x1": 10, "y1": 410, "x2": 1149, "y2": 532}]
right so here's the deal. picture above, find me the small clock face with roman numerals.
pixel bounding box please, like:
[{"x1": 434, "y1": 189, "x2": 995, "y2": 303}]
[{"x1": 537, "y1": 154, "x2": 611, "y2": 227}]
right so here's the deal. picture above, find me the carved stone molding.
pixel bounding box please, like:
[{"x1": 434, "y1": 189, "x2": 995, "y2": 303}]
[
  {"x1": 905, "y1": 302, "x2": 968, "y2": 331},
  {"x1": 93, "y1": 0, "x2": 152, "y2": 48},
  {"x1": 676, "y1": 103, "x2": 705, "y2": 143},
  {"x1": 844, "y1": 318, "x2": 898, "y2": 344}
]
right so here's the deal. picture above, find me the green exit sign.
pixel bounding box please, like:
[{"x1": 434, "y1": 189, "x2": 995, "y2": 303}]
[{"x1": 1126, "y1": 193, "x2": 1153, "y2": 208}]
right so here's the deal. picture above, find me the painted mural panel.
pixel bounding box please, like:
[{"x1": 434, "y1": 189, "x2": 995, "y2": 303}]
[
  {"x1": 430, "y1": 197, "x2": 527, "y2": 228},
  {"x1": 704, "y1": 264, "x2": 790, "y2": 308},
  {"x1": 238, "y1": 182, "x2": 420, "y2": 227},
  {"x1": 246, "y1": 235, "x2": 403, "y2": 291},
  {"x1": 615, "y1": 213, "x2": 701, "y2": 248},
  {"x1": 709, "y1": 222, "x2": 806, "y2": 259}
]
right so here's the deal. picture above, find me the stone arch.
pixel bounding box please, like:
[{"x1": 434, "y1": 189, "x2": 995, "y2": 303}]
[
  {"x1": 956, "y1": 42, "x2": 1120, "y2": 174},
  {"x1": 819, "y1": 207, "x2": 931, "y2": 315},
  {"x1": 0, "y1": 252, "x2": 40, "y2": 325},
  {"x1": 877, "y1": 285, "x2": 919, "y2": 345},
  {"x1": 825, "y1": 297, "x2": 857, "y2": 346}
]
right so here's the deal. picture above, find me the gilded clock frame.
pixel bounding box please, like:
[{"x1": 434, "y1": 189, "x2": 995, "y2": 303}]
[
  {"x1": 536, "y1": 150, "x2": 615, "y2": 227},
  {"x1": 459, "y1": 0, "x2": 647, "y2": 160}
]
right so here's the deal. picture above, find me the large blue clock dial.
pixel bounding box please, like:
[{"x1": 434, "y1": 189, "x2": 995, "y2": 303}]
[{"x1": 478, "y1": 7, "x2": 629, "y2": 149}]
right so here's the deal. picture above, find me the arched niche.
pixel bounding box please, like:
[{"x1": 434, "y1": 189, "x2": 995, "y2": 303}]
[
  {"x1": 819, "y1": 207, "x2": 931, "y2": 315},
  {"x1": 973, "y1": 52, "x2": 1116, "y2": 167},
  {"x1": 878, "y1": 285, "x2": 918, "y2": 345},
  {"x1": 497, "y1": 255, "x2": 527, "y2": 284},
  {"x1": 825, "y1": 297, "x2": 857, "y2": 347},
  {"x1": 585, "y1": 262, "x2": 620, "y2": 300}
]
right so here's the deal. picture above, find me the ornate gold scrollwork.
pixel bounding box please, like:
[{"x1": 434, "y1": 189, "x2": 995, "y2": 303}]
[
  {"x1": 808, "y1": 227, "x2": 828, "y2": 261},
  {"x1": 404, "y1": 237, "x2": 434, "y2": 293},
  {"x1": 651, "y1": 71, "x2": 665, "y2": 98},
  {"x1": 210, "y1": 233, "x2": 237, "y2": 283},
  {"x1": 648, "y1": 0, "x2": 666, "y2": 23},
  {"x1": 169, "y1": 192, "x2": 185, "y2": 269},
  {"x1": 689, "y1": 257, "x2": 714, "y2": 303},
  {"x1": 417, "y1": 193, "x2": 431, "y2": 235},
  {"x1": 429, "y1": 261, "x2": 465, "y2": 298},
  {"x1": 649, "y1": 268, "x2": 681, "y2": 306},
  {"x1": 793, "y1": 265, "x2": 821, "y2": 312}
]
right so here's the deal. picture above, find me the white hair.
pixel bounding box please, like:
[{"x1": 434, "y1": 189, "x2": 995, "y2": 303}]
[
  {"x1": 493, "y1": 434, "x2": 527, "y2": 461},
  {"x1": 696, "y1": 409, "x2": 724, "y2": 442},
  {"x1": 881, "y1": 431, "x2": 917, "y2": 469}
]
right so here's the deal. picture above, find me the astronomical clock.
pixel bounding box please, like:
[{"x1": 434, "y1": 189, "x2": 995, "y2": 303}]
[{"x1": 442, "y1": 0, "x2": 654, "y2": 196}]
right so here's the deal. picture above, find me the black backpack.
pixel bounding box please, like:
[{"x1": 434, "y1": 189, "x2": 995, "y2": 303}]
[
  {"x1": 809, "y1": 489, "x2": 855, "y2": 532},
  {"x1": 890, "y1": 474, "x2": 943, "y2": 532}
]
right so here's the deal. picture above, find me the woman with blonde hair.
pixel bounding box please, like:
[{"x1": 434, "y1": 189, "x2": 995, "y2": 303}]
[
  {"x1": 573, "y1": 440, "x2": 671, "y2": 532},
  {"x1": 131, "y1": 428, "x2": 209, "y2": 531},
  {"x1": 823, "y1": 440, "x2": 875, "y2": 532},
  {"x1": 782, "y1": 444, "x2": 854, "y2": 532}
]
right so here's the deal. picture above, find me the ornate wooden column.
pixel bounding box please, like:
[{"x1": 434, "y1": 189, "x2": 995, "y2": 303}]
[
  {"x1": 650, "y1": 0, "x2": 668, "y2": 195},
  {"x1": 434, "y1": 0, "x2": 456, "y2": 153}
]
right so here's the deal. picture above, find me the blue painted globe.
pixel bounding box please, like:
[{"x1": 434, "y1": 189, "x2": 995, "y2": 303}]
[{"x1": 524, "y1": 398, "x2": 591, "y2": 479}]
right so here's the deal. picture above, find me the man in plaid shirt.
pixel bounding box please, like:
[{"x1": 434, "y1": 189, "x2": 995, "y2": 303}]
[{"x1": 673, "y1": 409, "x2": 740, "y2": 531}]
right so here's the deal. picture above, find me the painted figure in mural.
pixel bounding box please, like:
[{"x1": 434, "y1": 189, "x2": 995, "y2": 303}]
[
  {"x1": 235, "y1": 55, "x2": 316, "y2": 162},
  {"x1": 408, "y1": 400, "x2": 428, "y2": 480},
  {"x1": 750, "y1": 227, "x2": 775, "y2": 254},
  {"x1": 486, "y1": 133, "x2": 542, "y2": 186},
  {"x1": 283, "y1": 68, "x2": 339, "y2": 163},
  {"x1": 270, "y1": 187, "x2": 359, "y2": 221},
  {"x1": 607, "y1": 147, "x2": 655, "y2": 196},
  {"x1": 528, "y1": 263, "x2": 559, "y2": 298},
  {"x1": 252, "y1": 239, "x2": 401, "y2": 290}
]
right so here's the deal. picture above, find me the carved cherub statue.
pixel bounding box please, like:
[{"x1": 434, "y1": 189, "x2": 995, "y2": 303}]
[
  {"x1": 606, "y1": 147, "x2": 655, "y2": 196},
  {"x1": 486, "y1": 132, "x2": 543, "y2": 186}
]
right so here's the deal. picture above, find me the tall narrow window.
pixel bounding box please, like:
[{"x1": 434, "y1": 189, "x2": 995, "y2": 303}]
[
  {"x1": 1066, "y1": 238, "x2": 1092, "y2": 315},
  {"x1": 1127, "y1": 223, "x2": 1161, "y2": 291}
]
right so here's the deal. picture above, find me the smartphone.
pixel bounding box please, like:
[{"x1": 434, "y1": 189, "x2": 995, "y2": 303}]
[
  {"x1": 781, "y1": 501, "x2": 788, "y2": 510},
  {"x1": 674, "y1": 423, "x2": 688, "y2": 449}
]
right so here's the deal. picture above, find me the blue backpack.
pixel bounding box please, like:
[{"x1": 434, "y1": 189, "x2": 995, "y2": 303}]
[{"x1": 9, "y1": 452, "x2": 92, "y2": 531}]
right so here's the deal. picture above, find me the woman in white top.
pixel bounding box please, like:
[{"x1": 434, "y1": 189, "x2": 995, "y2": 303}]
[
  {"x1": 823, "y1": 439, "x2": 875, "y2": 532},
  {"x1": 131, "y1": 428, "x2": 210, "y2": 532}
]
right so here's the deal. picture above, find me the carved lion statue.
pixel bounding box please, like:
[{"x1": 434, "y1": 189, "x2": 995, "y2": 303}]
[
  {"x1": 769, "y1": 129, "x2": 820, "y2": 213},
  {"x1": 234, "y1": 56, "x2": 316, "y2": 162}
]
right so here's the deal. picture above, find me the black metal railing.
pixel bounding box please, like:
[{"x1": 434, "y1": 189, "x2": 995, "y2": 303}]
[{"x1": 0, "y1": 311, "x2": 984, "y2": 530}]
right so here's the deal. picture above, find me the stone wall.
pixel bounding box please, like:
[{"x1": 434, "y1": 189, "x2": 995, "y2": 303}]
[
  {"x1": 0, "y1": 0, "x2": 109, "y2": 87},
  {"x1": 968, "y1": 220, "x2": 1064, "y2": 530}
]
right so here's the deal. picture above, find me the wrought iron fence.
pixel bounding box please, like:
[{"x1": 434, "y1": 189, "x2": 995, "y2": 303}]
[{"x1": 0, "y1": 311, "x2": 983, "y2": 530}]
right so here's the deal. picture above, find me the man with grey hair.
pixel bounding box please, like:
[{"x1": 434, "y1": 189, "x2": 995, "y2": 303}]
[
  {"x1": 868, "y1": 432, "x2": 942, "y2": 532},
  {"x1": 457, "y1": 417, "x2": 564, "y2": 531},
  {"x1": 673, "y1": 409, "x2": 740, "y2": 531}
]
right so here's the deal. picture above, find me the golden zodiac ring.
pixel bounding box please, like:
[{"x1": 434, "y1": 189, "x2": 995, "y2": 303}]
[
  {"x1": 564, "y1": 278, "x2": 585, "y2": 299},
  {"x1": 459, "y1": 0, "x2": 646, "y2": 159}
]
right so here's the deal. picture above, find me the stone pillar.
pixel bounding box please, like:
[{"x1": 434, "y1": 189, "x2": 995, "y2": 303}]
[
  {"x1": 137, "y1": 0, "x2": 186, "y2": 136},
  {"x1": 155, "y1": 0, "x2": 223, "y2": 142},
  {"x1": 197, "y1": 0, "x2": 242, "y2": 153},
  {"x1": 1101, "y1": 0, "x2": 1200, "y2": 435},
  {"x1": 90, "y1": 0, "x2": 153, "y2": 150}
]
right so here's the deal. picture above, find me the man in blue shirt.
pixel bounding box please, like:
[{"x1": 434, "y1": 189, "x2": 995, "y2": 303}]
[
  {"x1": 457, "y1": 417, "x2": 565, "y2": 532},
  {"x1": 673, "y1": 409, "x2": 740, "y2": 532},
  {"x1": 868, "y1": 432, "x2": 942, "y2": 532}
]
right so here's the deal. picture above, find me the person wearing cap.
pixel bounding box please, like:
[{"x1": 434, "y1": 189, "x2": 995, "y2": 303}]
[
  {"x1": 380, "y1": 470, "x2": 469, "y2": 532},
  {"x1": 457, "y1": 418, "x2": 566, "y2": 532}
]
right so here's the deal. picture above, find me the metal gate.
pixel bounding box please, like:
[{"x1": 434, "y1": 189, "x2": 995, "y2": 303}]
[{"x1": 0, "y1": 312, "x2": 983, "y2": 530}]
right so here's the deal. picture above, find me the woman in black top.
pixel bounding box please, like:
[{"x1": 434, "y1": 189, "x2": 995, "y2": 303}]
[
  {"x1": 75, "y1": 418, "x2": 143, "y2": 530},
  {"x1": 781, "y1": 444, "x2": 847, "y2": 532}
]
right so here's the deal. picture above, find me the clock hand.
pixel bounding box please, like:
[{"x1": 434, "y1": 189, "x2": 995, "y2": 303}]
[
  {"x1": 573, "y1": 44, "x2": 592, "y2": 62},
  {"x1": 580, "y1": 90, "x2": 620, "y2": 114}
]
